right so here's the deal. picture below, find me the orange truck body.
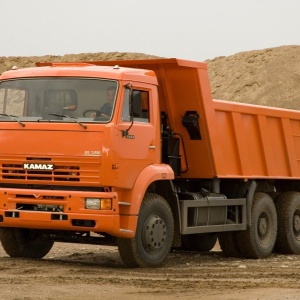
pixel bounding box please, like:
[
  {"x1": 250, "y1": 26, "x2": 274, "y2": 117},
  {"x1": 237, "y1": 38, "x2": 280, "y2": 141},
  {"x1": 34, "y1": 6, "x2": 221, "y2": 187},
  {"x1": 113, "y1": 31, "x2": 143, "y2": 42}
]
[{"x1": 0, "y1": 58, "x2": 299, "y2": 267}]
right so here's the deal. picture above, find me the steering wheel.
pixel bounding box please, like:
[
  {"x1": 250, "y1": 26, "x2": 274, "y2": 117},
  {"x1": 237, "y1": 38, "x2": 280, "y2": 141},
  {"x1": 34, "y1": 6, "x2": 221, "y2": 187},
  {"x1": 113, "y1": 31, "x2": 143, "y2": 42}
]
[
  {"x1": 83, "y1": 109, "x2": 99, "y2": 117},
  {"x1": 83, "y1": 109, "x2": 110, "y2": 120}
]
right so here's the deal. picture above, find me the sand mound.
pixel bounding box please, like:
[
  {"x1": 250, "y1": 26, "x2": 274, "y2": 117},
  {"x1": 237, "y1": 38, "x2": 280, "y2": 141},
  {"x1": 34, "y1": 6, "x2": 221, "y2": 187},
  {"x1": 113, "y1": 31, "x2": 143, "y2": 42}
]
[
  {"x1": 1, "y1": 45, "x2": 299, "y2": 110},
  {"x1": 207, "y1": 45, "x2": 300, "y2": 110}
]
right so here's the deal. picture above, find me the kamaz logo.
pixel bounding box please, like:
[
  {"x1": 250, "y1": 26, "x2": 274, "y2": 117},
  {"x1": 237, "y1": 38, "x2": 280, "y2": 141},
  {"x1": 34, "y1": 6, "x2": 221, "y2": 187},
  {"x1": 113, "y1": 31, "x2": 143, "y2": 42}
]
[{"x1": 23, "y1": 163, "x2": 54, "y2": 171}]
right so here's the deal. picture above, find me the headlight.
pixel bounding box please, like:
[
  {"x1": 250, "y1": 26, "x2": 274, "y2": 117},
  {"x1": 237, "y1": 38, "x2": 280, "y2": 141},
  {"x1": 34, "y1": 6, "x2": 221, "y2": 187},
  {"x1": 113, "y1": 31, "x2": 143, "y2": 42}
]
[
  {"x1": 85, "y1": 198, "x2": 112, "y2": 210},
  {"x1": 85, "y1": 198, "x2": 100, "y2": 209}
]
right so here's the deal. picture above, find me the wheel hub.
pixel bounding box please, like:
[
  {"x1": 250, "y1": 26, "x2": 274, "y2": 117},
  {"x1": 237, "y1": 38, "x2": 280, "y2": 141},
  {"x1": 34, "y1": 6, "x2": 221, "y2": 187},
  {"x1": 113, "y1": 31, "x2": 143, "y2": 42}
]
[
  {"x1": 258, "y1": 217, "x2": 267, "y2": 236},
  {"x1": 143, "y1": 215, "x2": 167, "y2": 253}
]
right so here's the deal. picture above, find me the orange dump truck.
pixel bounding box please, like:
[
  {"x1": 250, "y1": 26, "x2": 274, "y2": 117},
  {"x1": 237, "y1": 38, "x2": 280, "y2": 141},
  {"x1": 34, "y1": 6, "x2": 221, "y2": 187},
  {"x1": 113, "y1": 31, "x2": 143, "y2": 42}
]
[{"x1": 0, "y1": 58, "x2": 299, "y2": 267}]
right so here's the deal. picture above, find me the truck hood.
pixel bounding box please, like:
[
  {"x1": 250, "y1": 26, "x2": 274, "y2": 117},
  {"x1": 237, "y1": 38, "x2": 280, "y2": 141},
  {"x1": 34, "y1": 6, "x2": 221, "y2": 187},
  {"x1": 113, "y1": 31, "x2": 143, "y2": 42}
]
[
  {"x1": 0, "y1": 126, "x2": 105, "y2": 187},
  {"x1": 0, "y1": 128, "x2": 103, "y2": 157}
]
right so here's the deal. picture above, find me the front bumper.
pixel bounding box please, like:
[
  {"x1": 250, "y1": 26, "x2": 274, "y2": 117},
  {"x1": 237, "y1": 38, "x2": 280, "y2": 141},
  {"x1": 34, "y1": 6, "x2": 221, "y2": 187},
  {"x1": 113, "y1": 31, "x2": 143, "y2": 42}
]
[{"x1": 0, "y1": 188, "x2": 137, "y2": 238}]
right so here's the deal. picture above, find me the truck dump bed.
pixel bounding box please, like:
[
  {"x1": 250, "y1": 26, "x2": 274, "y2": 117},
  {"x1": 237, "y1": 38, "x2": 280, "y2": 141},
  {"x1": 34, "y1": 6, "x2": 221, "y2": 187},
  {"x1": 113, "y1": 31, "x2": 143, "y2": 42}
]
[{"x1": 40, "y1": 58, "x2": 300, "y2": 180}]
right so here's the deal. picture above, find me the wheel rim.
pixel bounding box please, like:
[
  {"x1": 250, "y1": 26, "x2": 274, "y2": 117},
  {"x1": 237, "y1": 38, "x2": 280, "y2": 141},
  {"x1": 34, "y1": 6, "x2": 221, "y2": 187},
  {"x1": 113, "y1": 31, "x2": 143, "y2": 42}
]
[
  {"x1": 142, "y1": 214, "x2": 167, "y2": 253},
  {"x1": 257, "y1": 212, "x2": 272, "y2": 244},
  {"x1": 293, "y1": 209, "x2": 300, "y2": 241}
]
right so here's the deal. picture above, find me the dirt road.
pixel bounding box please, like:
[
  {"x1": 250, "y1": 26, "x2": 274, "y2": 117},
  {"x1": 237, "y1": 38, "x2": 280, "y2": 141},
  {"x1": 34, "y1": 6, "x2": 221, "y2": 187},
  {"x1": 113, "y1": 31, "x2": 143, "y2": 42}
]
[{"x1": 0, "y1": 242, "x2": 299, "y2": 300}]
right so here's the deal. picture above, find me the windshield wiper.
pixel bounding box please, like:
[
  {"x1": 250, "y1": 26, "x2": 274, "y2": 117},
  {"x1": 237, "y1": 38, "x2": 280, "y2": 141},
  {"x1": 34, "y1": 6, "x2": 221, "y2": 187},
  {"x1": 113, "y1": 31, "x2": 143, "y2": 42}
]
[
  {"x1": 0, "y1": 113, "x2": 25, "y2": 127},
  {"x1": 48, "y1": 113, "x2": 87, "y2": 129}
]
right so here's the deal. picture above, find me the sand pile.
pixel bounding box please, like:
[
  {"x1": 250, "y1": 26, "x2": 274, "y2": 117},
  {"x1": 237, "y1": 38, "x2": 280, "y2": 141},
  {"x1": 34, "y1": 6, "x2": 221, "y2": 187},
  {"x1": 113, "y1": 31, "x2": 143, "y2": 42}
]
[
  {"x1": 207, "y1": 45, "x2": 300, "y2": 110},
  {"x1": 1, "y1": 45, "x2": 299, "y2": 110}
]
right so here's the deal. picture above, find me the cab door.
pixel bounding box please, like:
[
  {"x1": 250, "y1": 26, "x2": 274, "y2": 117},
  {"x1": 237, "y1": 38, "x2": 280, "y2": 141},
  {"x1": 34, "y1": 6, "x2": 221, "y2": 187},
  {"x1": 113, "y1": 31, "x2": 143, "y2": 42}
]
[{"x1": 115, "y1": 85, "x2": 160, "y2": 189}]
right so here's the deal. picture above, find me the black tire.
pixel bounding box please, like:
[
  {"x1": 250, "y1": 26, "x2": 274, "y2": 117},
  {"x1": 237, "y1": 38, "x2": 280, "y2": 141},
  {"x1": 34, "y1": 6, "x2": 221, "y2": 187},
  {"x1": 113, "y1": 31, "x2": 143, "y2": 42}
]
[
  {"x1": 182, "y1": 233, "x2": 217, "y2": 252},
  {"x1": 117, "y1": 193, "x2": 174, "y2": 268},
  {"x1": 236, "y1": 192, "x2": 277, "y2": 258},
  {"x1": 0, "y1": 228, "x2": 54, "y2": 259},
  {"x1": 218, "y1": 220, "x2": 241, "y2": 257},
  {"x1": 275, "y1": 191, "x2": 300, "y2": 254}
]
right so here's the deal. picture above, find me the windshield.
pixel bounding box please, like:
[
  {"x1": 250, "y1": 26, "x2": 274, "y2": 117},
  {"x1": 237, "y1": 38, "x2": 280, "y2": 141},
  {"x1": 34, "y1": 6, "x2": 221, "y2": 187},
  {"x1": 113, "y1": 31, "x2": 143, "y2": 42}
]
[{"x1": 0, "y1": 78, "x2": 118, "y2": 123}]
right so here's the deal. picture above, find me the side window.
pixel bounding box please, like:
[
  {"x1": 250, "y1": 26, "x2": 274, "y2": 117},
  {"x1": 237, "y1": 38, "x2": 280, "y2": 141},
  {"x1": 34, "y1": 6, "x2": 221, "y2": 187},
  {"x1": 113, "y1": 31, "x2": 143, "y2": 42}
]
[
  {"x1": 122, "y1": 89, "x2": 150, "y2": 123},
  {"x1": 141, "y1": 91, "x2": 150, "y2": 122}
]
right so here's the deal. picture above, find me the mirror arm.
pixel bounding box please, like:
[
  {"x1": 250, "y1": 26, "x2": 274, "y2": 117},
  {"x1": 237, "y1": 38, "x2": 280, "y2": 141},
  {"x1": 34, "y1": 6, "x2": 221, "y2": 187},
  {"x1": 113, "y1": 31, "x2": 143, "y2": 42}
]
[{"x1": 122, "y1": 83, "x2": 134, "y2": 138}]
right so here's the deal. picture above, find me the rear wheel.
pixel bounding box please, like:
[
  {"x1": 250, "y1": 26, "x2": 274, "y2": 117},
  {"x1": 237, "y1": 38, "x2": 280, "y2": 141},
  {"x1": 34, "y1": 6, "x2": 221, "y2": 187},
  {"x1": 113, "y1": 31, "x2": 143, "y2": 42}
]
[
  {"x1": 236, "y1": 192, "x2": 277, "y2": 258},
  {"x1": 275, "y1": 191, "x2": 300, "y2": 254},
  {"x1": 117, "y1": 193, "x2": 174, "y2": 268},
  {"x1": 182, "y1": 233, "x2": 217, "y2": 252},
  {"x1": 0, "y1": 228, "x2": 54, "y2": 259}
]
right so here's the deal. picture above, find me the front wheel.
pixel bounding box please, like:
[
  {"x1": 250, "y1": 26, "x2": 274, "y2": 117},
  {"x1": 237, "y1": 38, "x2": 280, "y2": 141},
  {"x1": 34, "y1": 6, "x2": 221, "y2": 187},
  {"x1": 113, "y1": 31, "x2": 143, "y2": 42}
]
[
  {"x1": 117, "y1": 193, "x2": 174, "y2": 268},
  {"x1": 0, "y1": 228, "x2": 54, "y2": 259}
]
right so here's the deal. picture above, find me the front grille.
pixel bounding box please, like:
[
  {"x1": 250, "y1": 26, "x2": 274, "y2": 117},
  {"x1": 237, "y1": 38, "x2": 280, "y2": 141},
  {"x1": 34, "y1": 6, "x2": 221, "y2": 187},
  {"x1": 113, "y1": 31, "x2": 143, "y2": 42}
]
[
  {"x1": 0, "y1": 156, "x2": 101, "y2": 185},
  {"x1": 3, "y1": 164, "x2": 80, "y2": 181}
]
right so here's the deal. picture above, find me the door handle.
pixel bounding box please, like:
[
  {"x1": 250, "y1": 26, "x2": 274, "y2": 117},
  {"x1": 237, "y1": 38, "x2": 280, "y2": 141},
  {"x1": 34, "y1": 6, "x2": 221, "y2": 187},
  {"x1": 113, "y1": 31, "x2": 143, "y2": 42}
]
[{"x1": 149, "y1": 145, "x2": 156, "y2": 150}]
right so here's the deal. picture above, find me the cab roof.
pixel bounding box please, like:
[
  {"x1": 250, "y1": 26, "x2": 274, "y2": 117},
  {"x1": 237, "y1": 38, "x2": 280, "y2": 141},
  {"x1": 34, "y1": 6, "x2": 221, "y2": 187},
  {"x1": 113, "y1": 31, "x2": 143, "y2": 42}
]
[{"x1": 0, "y1": 62, "x2": 158, "y2": 85}]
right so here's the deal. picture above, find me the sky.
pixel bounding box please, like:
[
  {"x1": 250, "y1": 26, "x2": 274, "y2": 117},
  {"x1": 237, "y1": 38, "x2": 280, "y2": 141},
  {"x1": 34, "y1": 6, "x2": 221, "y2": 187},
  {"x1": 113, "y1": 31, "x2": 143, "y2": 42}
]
[{"x1": 1, "y1": 0, "x2": 300, "y2": 61}]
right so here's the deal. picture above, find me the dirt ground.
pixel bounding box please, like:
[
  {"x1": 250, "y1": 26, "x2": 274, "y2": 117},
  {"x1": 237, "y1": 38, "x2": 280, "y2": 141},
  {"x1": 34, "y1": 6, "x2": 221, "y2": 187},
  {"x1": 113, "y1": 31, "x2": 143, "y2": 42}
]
[{"x1": 0, "y1": 241, "x2": 299, "y2": 300}]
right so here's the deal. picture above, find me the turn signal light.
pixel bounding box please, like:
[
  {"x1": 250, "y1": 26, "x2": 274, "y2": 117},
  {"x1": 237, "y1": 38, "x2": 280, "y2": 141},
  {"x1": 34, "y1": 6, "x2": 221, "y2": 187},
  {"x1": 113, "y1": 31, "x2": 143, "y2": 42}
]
[{"x1": 100, "y1": 198, "x2": 112, "y2": 210}]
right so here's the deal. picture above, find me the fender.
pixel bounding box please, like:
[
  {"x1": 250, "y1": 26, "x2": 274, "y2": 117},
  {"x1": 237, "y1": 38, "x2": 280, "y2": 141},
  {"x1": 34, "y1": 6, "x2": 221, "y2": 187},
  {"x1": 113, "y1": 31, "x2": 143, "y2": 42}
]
[{"x1": 117, "y1": 163, "x2": 174, "y2": 215}]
